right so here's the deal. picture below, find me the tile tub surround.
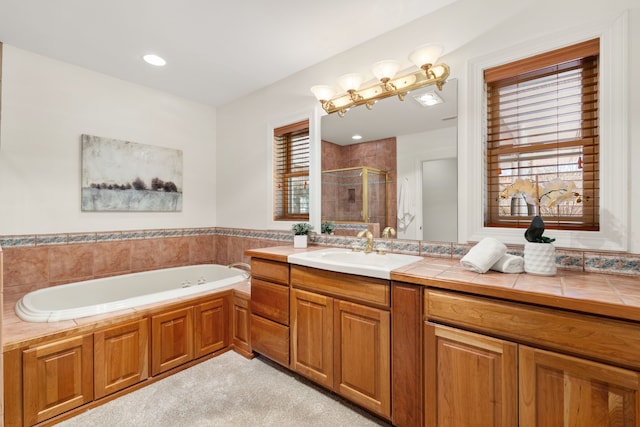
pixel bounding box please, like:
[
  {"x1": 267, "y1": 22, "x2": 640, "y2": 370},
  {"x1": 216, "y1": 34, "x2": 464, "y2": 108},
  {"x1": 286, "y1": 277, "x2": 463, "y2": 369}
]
[{"x1": 1, "y1": 227, "x2": 639, "y2": 302}]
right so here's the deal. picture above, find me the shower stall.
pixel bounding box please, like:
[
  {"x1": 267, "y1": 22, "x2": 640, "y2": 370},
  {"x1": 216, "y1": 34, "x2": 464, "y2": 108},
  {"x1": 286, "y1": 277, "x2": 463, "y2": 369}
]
[{"x1": 321, "y1": 166, "x2": 389, "y2": 229}]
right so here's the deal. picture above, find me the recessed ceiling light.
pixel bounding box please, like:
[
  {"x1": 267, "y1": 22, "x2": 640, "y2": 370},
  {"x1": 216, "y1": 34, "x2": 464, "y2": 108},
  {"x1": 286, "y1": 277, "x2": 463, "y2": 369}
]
[
  {"x1": 352, "y1": 134, "x2": 363, "y2": 140},
  {"x1": 143, "y1": 54, "x2": 166, "y2": 67},
  {"x1": 413, "y1": 91, "x2": 443, "y2": 107}
]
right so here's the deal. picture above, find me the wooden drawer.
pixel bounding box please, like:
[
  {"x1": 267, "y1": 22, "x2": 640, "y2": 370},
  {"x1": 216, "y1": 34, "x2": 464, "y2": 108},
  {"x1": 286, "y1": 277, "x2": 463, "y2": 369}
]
[
  {"x1": 251, "y1": 258, "x2": 289, "y2": 285},
  {"x1": 251, "y1": 314, "x2": 290, "y2": 366},
  {"x1": 290, "y1": 265, "x2": 390, "y2": 308},
  {"x1": 251, "y1": 278, "x2": 290, "y2": 325},
  {"x1": 424, "y1": 289, "x2": 640, "y2": 370}
]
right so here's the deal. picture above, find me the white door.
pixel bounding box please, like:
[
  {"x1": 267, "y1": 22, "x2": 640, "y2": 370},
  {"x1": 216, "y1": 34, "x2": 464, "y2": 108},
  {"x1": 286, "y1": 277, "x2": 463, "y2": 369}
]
[{"x1": 422, "y1": 158, "x2": 457, "y2": 242}]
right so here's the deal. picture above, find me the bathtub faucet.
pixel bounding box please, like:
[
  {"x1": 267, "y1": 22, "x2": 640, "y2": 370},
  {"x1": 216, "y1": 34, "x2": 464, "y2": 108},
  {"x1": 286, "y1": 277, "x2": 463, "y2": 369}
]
[{"x1": 227, "y1": 262, "x2": 251, "y2": 279}]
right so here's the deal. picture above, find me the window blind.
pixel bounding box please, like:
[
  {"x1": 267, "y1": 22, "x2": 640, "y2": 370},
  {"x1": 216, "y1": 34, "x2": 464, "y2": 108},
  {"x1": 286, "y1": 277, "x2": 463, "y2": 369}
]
[
  {"x1": 273, "y1": 120, "x2": 310, "y2": 221},
  {"x1": 485, "y1": 39, "x2": 599, "y2": 231}
]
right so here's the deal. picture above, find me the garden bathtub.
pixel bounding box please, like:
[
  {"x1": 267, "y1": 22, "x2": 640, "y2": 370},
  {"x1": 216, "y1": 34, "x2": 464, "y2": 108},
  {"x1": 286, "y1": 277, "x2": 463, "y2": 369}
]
[{"x1": 15, "y1": 264, "x2": 247, "y2": 322}]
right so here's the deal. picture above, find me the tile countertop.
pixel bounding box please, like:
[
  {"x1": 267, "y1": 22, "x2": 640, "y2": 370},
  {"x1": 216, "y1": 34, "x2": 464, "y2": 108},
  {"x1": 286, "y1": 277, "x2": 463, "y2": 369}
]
[{"x1": 246, "y1": 245, "x2": 640, "y2": 323}]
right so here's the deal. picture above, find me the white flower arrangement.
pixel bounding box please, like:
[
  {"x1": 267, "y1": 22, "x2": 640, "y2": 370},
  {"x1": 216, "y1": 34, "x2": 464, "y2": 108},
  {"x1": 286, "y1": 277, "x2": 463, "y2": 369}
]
[{"x1": 500, "y1": 177, "x2": 583, "y2": 243}]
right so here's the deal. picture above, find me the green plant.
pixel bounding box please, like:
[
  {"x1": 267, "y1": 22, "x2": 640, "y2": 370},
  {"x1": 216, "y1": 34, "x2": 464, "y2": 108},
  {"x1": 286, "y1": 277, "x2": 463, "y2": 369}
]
[
  {"x1": 321, "y1": 221, "x2": 336, "y2": 234},
  {"x1": 291, "y1": 222, "x2": 313, "y2": 236}
]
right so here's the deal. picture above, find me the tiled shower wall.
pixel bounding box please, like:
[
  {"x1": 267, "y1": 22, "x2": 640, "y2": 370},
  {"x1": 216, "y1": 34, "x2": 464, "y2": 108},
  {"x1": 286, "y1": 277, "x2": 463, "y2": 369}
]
[{"x1": 1, "y1": 227, "x2": 639, "y2": 303}]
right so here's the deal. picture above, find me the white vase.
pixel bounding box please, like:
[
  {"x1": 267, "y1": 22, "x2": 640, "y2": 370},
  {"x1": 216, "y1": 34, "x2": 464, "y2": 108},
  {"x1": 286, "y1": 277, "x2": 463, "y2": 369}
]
[
  {"x1": 293, "y1": 235, "x2": 308, "y2": 249},
  {"x1": 524, "y1": 242, "x2": 557, "y2": 276}
]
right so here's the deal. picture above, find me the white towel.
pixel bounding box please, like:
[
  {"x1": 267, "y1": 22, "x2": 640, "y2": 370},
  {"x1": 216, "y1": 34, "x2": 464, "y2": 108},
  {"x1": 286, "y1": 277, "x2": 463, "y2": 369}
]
[
  {"x1": 397, "y1": 177, "x2": 415, "y2": 231},
  {"x1": 460, "y1": 238, "x2": 507, "y2": 273},
  {"x1": 490, "y1": 253, "x2": 524, "y2": 274}
]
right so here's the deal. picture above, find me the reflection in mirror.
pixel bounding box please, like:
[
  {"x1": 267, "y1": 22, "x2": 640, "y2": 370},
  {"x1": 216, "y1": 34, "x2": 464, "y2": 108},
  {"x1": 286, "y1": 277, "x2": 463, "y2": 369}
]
[{"x1": 321, "y1": 79, "x2": 457, "y2": 241}]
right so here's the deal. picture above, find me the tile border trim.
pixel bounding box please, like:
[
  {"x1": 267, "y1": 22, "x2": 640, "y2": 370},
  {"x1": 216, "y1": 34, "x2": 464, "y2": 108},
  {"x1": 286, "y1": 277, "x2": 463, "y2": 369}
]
[{"x1": 1, "y1": 227, "x2": 638, "y2": 276}]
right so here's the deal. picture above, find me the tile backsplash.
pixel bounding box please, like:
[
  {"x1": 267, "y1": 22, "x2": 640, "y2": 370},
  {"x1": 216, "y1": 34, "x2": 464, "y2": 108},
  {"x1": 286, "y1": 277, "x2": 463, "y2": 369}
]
[{"x1": 1, "y1": 227, "x2": 639, "y2": 300}]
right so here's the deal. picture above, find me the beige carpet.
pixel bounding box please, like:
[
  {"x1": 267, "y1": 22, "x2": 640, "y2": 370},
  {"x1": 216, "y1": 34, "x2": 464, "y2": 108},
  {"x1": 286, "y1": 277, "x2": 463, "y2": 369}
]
[{"x1": 58, "y1": 351, "x2": 392, "y2": 427}]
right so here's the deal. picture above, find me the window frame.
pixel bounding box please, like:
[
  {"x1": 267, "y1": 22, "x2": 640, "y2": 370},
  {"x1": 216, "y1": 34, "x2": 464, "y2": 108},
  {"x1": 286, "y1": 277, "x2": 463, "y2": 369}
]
[
  {"x1": 273, "y1": 120, "x2": 310, "y2": 221},
  {"x1": 459, "y1": 13, "x2": 628, "y2": 251},
  {"x1": 484, "y1": 39, "x2": 600, "y2": 231},
  {"x1": 267, "y1": 110, "x2": 321, "y2": 232}
]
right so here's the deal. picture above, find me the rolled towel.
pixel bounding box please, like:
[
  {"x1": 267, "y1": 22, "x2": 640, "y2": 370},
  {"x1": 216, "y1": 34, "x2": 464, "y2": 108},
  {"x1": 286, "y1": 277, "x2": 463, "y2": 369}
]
[
  {"x1": 460, "y1": 238, "x2": 507, "y2": 273},
  {"x1": 490, "y1": 253, "x2": 524, "y2": 274}
]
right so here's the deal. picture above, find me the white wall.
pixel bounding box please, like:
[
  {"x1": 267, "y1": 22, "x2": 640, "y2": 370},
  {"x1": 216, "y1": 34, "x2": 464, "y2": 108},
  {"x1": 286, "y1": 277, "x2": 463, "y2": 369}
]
[
  {"x1": 216, "y1": 0, "x2": 640, "y2": 253},
  {"x1": 0, "y1": 46, "x2": 217, "y2": 235}
]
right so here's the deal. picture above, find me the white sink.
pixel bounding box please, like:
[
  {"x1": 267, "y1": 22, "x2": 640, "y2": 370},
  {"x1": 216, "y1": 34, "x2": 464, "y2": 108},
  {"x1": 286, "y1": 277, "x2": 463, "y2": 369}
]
[{"x1": 288, "y1": 248, "x2": 422, "y2": 279}]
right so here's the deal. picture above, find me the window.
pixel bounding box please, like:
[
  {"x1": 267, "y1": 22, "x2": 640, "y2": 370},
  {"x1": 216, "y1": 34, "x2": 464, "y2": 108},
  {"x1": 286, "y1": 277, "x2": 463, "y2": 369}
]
[
  {"x1": 273, "y1": 120, "x2": 310, "y2": 221},
  {"x1": 485, "y1": 38, "x2": 599, "y2": 231}
]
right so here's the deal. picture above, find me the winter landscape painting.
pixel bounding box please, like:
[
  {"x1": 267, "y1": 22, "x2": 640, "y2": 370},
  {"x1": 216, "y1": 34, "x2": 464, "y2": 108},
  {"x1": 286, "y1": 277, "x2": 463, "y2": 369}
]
[{"x1": 81, "y1": 134, "x2": 183, "y2": 211}]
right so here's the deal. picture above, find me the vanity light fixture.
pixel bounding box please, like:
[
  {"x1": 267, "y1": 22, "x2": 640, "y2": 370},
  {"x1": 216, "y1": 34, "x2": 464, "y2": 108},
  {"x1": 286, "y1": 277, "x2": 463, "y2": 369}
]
[
  {"x1": 310, "y1": 44, "x2": 449, "y2": 117},
  {"x1": 143, "y1": 54, "x2": 167, "y2": 67}
]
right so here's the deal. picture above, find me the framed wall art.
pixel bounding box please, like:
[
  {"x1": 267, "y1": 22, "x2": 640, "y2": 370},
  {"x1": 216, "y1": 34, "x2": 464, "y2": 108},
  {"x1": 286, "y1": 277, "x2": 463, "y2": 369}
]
[{"x1": 81, "y1": 134, "x2": 183, "y2": 211}]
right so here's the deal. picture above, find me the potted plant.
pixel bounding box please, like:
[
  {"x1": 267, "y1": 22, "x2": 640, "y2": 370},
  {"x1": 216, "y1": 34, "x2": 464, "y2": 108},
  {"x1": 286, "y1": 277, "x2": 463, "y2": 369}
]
[
  {"x1": 500, "y1": 177, "x2": 583, "y2": 275},
  {"x1": 291, "y1": 222, "x2": 313, "y2": 248},
  {"x1": 321, "y1": 221, "x2": 336, "y2": 235}
]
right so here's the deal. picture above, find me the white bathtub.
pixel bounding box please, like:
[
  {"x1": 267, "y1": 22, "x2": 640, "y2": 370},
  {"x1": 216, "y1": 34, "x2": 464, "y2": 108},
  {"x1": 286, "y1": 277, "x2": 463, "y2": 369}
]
[{"x1": 15, "y1": 264, "x2": 248, "y2": 322}]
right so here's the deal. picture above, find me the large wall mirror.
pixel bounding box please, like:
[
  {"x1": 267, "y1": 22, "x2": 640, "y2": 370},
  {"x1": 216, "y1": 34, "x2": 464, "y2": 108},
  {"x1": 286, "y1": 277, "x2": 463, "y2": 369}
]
[{"x1": 320, "y1": 79, "x2": 458, "y2": 241}]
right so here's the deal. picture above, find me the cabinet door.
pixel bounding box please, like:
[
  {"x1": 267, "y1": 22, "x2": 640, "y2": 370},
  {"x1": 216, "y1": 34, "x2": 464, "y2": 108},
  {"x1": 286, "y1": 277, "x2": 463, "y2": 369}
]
[
  {"x1": 232, "y1": 292, "x2": 252, "y2": 357},
  {"x1": 94, "y1": 318, "x2": 149, "y2": 399},
  {"x1": 290, "y1": 288, "x2": 333, "y2": 388},
  {"x1": 424, "y1": 322, "x2": 518, "y2": 427},
  {"x1": 194, "y1": 297, "x2": 229, "y2": 358},
  {"x1": 23, "y1": 334, "x2": 93, "y2": 426},
  {"x1": 152, "y1": 306, "x2": 194, "y2": 375},
  {"x1": 519, "y1": 345, "x2": 640, "y2": 426},
  {"x1": 334, "y1": 299, "x2": 391, "y2": 419}
]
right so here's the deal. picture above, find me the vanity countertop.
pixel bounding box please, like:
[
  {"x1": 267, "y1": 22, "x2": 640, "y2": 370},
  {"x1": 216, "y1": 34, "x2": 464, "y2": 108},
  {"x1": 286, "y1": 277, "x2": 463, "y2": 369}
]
[{"x1": 247, "y1": 245, "x2": 640, "y2": 323}]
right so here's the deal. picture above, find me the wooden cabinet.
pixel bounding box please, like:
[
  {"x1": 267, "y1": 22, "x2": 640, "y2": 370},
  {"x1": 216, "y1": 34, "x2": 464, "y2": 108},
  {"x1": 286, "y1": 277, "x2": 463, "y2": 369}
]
[
  {"x1": 152, "y1": 295, "x2": 230, "y2": 375},
  {"x1": 423, "y1": 322, "x2": 518, "y2": 427},
  {"x1": 423, "y1": 288, "x2": 640, "y2": 427},
  {"x1": 94, "y1": 318, "x2": 149, "y2": 399},
  {"x1": 232, "y1": 290, "x2": 252, "y2": 358},
  {"x1": 194, "y1": 296, "x2": 229, "y2": 358},
  {"x1": 152, "y1": 306, "x2": 194, "y2": 375},
  {"x1": 250, "y1": 258, "x2": 290, "y2": 366},
  {"x1": 334, "y1": 298, "x2": 390, "y2": 417},
  {"x1": 22, "y1": 334, "x2": 93, "y2": 426},
  {"x1": 519, "y1": 345, "x2": 640, "y2": 426},
  {"x1": 290, "y1": 288, "x2": 333, "y2": 388},
  {"x1": 6, "y1": 292, "x2": 233, "y2": 426},
  {"x1": 290, "y1": 267, "x2": 391, "y2": 419}
]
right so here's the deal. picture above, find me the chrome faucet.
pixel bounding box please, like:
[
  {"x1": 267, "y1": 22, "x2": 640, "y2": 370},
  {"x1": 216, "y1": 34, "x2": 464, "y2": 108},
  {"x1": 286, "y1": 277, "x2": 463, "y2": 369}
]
[
  {"x1": 356, "y1": 229, "x2": 374, "y2": 253},
  {"x1": 382, "y1": 227, "x2": 396, "y2": 238},
  {"x1": 227, "y1": 262, "x2": 251, "y2": 279}
]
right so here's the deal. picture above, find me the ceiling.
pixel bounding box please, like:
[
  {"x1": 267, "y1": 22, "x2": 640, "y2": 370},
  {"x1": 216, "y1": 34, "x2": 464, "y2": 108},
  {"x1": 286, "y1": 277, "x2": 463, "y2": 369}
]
[{"x1": 0, "y1": 0, "x2": 457, "y2": 107}]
